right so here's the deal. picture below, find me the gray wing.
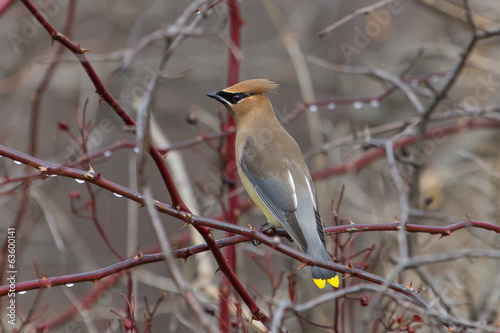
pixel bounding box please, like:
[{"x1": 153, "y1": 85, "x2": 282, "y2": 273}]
[{"x1": 240, "y1": 141, "x2": 308, "y2": 248}]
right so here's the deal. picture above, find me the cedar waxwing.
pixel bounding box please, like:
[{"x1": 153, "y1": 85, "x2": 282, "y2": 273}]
[{"x1": 207, "y1": 79, "x2": 339, "y2": 289}]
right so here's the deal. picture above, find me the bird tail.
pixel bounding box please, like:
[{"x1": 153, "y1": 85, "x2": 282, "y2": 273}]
[{"x1": 308, "y1": 247, "x2": 339, "y2": 289}]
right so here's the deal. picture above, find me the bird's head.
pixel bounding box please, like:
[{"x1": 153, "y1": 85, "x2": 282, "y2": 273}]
[{"x1": 207, "y1": 79, "x2": 279, "y2": 125}]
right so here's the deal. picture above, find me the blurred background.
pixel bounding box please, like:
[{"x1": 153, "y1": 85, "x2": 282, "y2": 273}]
[{"x1": 1, "y1": 0, "x2": 500, "y2": 332}]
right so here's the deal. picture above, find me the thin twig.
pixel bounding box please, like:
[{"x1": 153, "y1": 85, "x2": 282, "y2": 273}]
[{"x1": 318, "y1": 0, "x2": 398, "y2": 37}]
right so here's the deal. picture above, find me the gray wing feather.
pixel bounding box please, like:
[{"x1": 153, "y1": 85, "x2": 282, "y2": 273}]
[{"x1": 240, "y1": 147, "x2": 307, "y2": 248}]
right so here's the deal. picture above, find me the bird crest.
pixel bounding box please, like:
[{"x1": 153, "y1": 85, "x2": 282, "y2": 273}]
[{"x1": 224, "y1": 79, "x2": 279, "y2": 95}]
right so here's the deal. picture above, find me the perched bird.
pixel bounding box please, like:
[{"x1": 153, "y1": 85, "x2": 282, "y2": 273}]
[{"x1": 207, "y1": 79, "x2": 339, "y2": 289}]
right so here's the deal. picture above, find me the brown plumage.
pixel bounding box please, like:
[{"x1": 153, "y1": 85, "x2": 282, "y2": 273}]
[{"x1": 207, "y1": 79, "x2": 339, "y2": 289}]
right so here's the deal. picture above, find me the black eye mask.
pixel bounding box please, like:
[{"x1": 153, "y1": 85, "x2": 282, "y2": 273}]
[{"x1": 216, "y1": 91, "x2": 251, "y2": 105}]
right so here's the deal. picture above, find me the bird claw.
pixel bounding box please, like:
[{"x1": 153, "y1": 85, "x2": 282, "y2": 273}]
[
  {"x1": 249, "y1": 221, "x2": 294, "y2": 244},
  {"x1": 261, "y1": 223, "x2": 294, "y2": 243}
]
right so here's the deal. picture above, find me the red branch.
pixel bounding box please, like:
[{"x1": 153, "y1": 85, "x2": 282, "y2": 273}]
[
  {"x1": 220, "y1": 0, "x2": 243, "y2": 331},
  {"x1": 0, "y1": 217, "x2": 497, "y2": 298}
]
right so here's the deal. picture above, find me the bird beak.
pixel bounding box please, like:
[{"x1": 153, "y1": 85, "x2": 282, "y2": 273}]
[{"x1": 206, "y1": 91, "x2": 222, "y2": 101}]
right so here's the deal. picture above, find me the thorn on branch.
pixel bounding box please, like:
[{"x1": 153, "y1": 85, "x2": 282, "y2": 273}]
[
  {"x1": 439, "y1": 230, "x2": 451, "y2": 239},
  {"x1": 446, "y1": 325, "x2": 456, "y2": 332},
  {"x1": 84, "y1": 164, "x2": 99, "y2": 180},
  {"x1": 297, "y1": 262, "x2": 308, "y2": 270},
  {"x1": 51, "y1": 32, "x2": 64, "y2": 46}
]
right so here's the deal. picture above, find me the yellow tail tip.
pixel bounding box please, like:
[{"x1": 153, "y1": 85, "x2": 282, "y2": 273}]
[
  {"x1": 328, "y1": 275, "x2": 340, "y2": 288},
  {"x1": 313, "y1": 278, "x2": 326, "y2": 289},
  {"x1": 313, "y1": 275, "x2": 339, "y2": 289}
]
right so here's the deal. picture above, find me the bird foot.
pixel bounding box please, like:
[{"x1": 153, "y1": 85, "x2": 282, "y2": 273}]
[
  {"x1": 249, "y1": 222, "x2": 294, "y2": 245},
  {"x1": 251, "y1": 222, "x2": 272, "y2": 246}
]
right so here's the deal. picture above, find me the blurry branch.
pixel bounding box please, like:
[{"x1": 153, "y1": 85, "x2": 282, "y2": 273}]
[
  {"x1": 62, "y1": 288, "x2": 99, "y2": 333},
  {"x1": 317, "y1": 0, "x2": 398, "y2": 37},
  {"x1": 29, "y1": 0, "x2": 77, "y2": 157},
  {"x1": 311, "y1": 118, "x2": 500, "y2": 180},
  {"x1": 84, "y1": 183, "x2": 125, "y2": 260},
  {"x1": 305, "y1": 106, "x2": 500, "y2": 160},
  {"x1": 419, "y1": 0, "x2": 496, "y2": 31},
  {"x1": 150, "y1": 117, "x2": 219, "y2": 298},
  {"x1": 36, "y1": 272, "x2": 124, "y2": 331},
  {"x1": 360, "y1": 126, "x2": 417, "y2": 330},
  {"x1": 458, "y1": 150, "x2": 500, "y2": 179},
  {"x1": 159, "y1": 128, "x2": 235, "y2": 154},
  {"x1": 133, "y1": 3, "x2": 216, "y2": 326},
  {"x1": 404, "y1": 249, "x2": 500, "y2": 268},
  {"x1": 262, "y1": 0, "x2": 323, "y2": 164},
  {"x1": 143, "y1": 185, "x2": 217, "y2": 333},
  {"x1": 308, "y1": 54, "x2": 425, "y2": 114},
  {"x1": 41, "y1": 21, "x2": 225, "y2": 70},
  {"x1": 420, "y1": 0, "x2": 481, "y2": 120}
]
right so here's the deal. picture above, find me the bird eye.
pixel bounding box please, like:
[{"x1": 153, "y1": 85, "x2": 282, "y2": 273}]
[{"x1": 232, "y1": 94, "x2": 242, "y2": 103}]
